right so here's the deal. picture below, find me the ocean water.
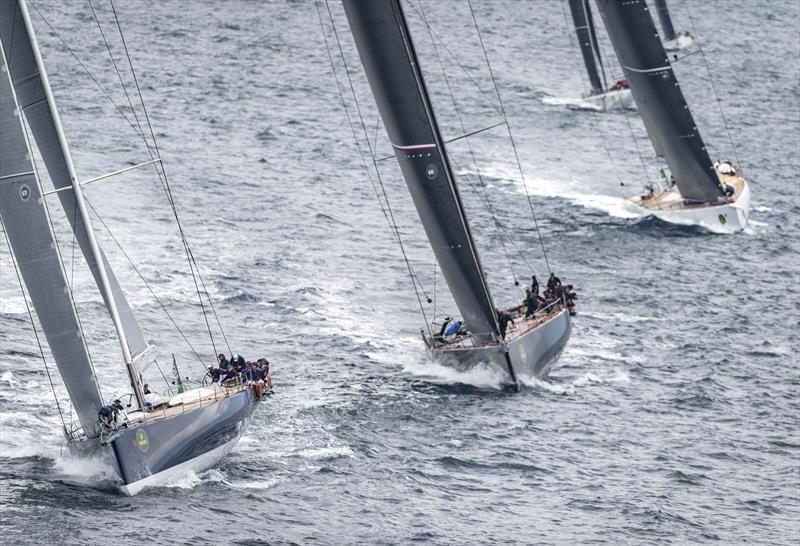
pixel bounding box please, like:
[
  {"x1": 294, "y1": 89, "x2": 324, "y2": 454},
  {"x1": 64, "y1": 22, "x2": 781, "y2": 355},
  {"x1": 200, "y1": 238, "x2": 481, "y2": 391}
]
[{"x1": 0, "y1": 1, "x2": 798, "y2": 544}]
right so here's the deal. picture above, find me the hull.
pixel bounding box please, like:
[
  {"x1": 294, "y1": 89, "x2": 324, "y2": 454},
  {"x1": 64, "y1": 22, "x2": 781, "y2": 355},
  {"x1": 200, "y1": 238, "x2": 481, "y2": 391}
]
[
  {"x1": 583, "y1": 87, "x2": 635, "y2": 111},
  {"x1": 71, "y1": 386, "x2": 258, "y2": 495},
  {"x1": 429, "y1": 309, "x2": 572, "y2": 387},
  {"x1": 630, "y1": 176, "x2": 751, "y2": 234}
]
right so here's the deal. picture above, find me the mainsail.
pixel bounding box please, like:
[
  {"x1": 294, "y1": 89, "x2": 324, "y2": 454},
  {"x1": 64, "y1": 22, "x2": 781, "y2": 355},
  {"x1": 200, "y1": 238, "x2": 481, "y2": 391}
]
[
  {"x1": 595, "y1": 0, "x2": 722, "y2": 202},
  {"x1": 568, "y1": 0, "x2": 605, "y2": 94},
  {"x1": 0, "y1": 1, "x2": 149, "y2": 359},
  {"x1": 342, "y1": 0, "x2": 499, "y2": 341},
  {"x1": 653, "y1": 0, "x2": 678, "y2": 42},
  {"x1": 0, "y1": 48, "x2": 105, "y2": 435}
]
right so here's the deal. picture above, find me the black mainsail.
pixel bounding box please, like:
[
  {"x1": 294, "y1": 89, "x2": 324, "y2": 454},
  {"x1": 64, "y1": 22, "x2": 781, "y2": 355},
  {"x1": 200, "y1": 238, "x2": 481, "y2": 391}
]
[
  {"x1": 342, "y1": 0, "x2": 499, "y2": 341},
  {"x1": 0, "y1": 49, "x2": 105, "y2": 435},
  {"x1": 595, "y1": 0, "x2": 723, "y2": 202},
  {"x1": 653, "y1": 0, "x2": 678, "y2": 42},
  {"x1": 0, "y1": 2, "x2": 149, "y2": 363},
  {"x1": 568, "y1": 0, "x2": 606, "y2": 95}
]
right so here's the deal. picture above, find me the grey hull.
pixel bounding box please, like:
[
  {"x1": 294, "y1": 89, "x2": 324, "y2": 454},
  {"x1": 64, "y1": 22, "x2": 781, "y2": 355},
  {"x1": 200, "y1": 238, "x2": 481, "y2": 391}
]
[
  {"x1": 430, "y1": 310, "x2": 571, "y2": 387},
  {"x1": 71, "y1": 388, "x2": 258, "y2": 490}
]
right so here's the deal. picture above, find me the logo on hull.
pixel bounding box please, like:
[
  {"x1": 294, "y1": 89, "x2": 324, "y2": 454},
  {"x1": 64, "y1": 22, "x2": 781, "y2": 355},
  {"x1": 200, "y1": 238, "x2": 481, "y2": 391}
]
[
  {"x1": 135, "y1": 429, "x2": 150, "y2": 452},
  {"x1": 718, "y1": 214, "x2": 727, "y2": 225}
]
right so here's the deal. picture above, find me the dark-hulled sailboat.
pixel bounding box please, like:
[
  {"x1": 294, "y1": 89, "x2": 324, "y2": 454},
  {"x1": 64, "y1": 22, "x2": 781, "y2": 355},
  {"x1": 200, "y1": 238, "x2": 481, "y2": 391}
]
[
  {"x1": 596, "y1": 0, "x2": 750, "y2": 233},
  {"x1": 0, "y1": 0, "x2": 259, "y2": 494},
  {"x1": 567, "y1": 0, "x2": 634, "y2": 111},
  {"x1": 340, "y1": 0, "x2": 571, "y2": 387},
  {"x1": 653, "y1": 0, "x2": 693, "y2": 51}
]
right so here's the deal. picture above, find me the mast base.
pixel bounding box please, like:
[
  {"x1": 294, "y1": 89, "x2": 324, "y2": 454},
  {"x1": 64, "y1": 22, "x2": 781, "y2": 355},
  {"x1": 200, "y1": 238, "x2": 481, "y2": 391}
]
[{"x1": 629, "y1": 173, "x2": 751, "y2": 234}]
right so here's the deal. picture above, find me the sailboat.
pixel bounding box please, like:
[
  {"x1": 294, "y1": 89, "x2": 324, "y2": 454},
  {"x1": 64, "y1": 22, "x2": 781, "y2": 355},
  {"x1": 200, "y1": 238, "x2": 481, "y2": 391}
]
[
  {"x1": 0, "y1": 0, "x2": 259, "y2": 494},
  {"x1": 566, "y1": 0, "x2": 634, "y2": 111},
  {"x1": 340, "y1": 0, "x2": 572, "y2": 388},
  {"x1": 653, "y1": 0, "x2": 694, "y2": 51},
  {"x1": 596, "y1": 0, "x2": 750, "y2": 233}
]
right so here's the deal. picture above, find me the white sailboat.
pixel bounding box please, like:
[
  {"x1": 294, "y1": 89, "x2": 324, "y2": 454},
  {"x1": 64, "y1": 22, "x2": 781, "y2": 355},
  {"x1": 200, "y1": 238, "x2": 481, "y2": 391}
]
[
  {"x1": 596, "y1": 0, "x2": 750, "y2": 234},
  {"x1": 0, "y1": 0, "x2": 261, "y2": 494},
  {"x1": 566, "y1": 0, "x2": 634, "y2": 112},
  {"x1": 653, "y1": 0, "x2": 694, "y2": 51}
]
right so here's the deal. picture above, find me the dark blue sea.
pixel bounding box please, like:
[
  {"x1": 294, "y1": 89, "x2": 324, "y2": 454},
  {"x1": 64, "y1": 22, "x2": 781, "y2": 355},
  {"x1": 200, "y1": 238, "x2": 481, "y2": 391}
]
[{"x1": 1, "y1": 1, "x2": 798, "y2": 544}]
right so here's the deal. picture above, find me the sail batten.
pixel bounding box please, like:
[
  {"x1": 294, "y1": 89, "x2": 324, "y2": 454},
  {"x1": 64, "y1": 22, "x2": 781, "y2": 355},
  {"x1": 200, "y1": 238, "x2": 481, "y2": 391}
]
[
  {"x1": 596, "y1": 0, "x2": 723, "y2": 202},
  {"x1": 0, "y1": 0, "x2": 149, "y2": 360},
  {"x1": 342, "y1": 0, "x2": 499, "y2": 340},
  {"x1": 0, "y1": 46, "x2": 104, "y2": 436}
]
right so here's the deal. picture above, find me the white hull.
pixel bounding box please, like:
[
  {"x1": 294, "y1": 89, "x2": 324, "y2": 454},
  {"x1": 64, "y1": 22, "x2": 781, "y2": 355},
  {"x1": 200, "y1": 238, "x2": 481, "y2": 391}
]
[
  {"x1": 119, "y1": 433, "x2": 241, "y2": 496},
  {"x1": 583, "y1": 88, "x2": 635, "y2": 112},
  {"x1": 664, "y1": 33, "x2": 694, "y2": 52},
  {"x1": 630, "y1": 176, "x2": 751, "y2": 234}
]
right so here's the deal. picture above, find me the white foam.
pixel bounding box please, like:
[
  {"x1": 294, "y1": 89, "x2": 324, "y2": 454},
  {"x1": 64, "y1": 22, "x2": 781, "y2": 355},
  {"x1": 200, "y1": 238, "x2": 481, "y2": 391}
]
[
  {"x1": 401, "y1": 356, "x2": 508, "y2": 390},
  {"x1": 297, "y1": 445, "x2": 355, "y2": 461},
  {"x1": 519, "y1": 366, "x2": 631, "y2": 395},
  {"x1": 542, "y1": 95, "x2": 603, "y2": 112}
]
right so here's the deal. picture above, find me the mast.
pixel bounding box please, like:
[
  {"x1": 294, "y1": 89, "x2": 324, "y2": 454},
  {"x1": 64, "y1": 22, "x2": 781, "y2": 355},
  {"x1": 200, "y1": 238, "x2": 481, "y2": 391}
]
[
  {"x1": 568, "y1": 0, "x2": 605, "y2": 94},
  {"x1": 595, "y1": 0, "x2": 723, "y2": 202},
  {"x1": 342, "y1": 0, "x2": 499, "y2": 342},
  {"x1": 652, "y1": 0, "x2": 678, "y2": 42},
  {"x1": 0, "y1": 45, "x2": 105, "y2": 436},
  {"x1": 0, "y1": 0, "x2": 146, "y2": 409},
  {"x1": 0, "y1": 0, "x2": 150, "y2": 365}
]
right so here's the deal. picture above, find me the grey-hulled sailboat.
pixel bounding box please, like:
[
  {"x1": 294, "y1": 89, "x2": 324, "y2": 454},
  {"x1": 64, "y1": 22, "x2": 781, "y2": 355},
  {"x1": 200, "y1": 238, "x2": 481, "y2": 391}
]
[
  {"x1": 596, "y1": 0, "x2": 750, "y2": 233},
  {"x1": 653, "y1": 0, "x2": 693, "y2": 51},
  {"x1": 341, "y1": 0, "x2": 571, "y2": 387},
  {"x1": 0, "y1": 0, "x2": 259, "y2": 494},
  {"x1": 567, "y1": 0, "x2": 634, "y2": 111}
]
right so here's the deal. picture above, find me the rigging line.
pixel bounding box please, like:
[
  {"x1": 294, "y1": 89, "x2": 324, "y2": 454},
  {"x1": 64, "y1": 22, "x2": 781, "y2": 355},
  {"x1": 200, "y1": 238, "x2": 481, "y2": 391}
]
[
  {"x1": 108, "y1": 0, "x2": 228, "y2": 356},
  {"x1": 25, "y1": 1, "x2": 144, "y2": 148},
  {"x1": 0, "y1": 217, "x2": 68, "y2": 432},
  {"x1": 86, "y1": 0, "x2": 151, "y2": 152},
  {"x1": 185, "y1": 245, "x2": 232, "y2": 356},
  {"x1": 681, "y1": 1, "x2": 741, "y2": 167},
  {"x1": 465, "y1": 0, "x2": 552, "y2": 274},
  {"x1": 403, "y1": 0, "x2": 501, "y2": 118},
  {"x1": 559, "y1": 0, "x2": 627, "y2": 188},
  {"x1": 83, "y1": 198, "x2": 210, "y2": 371},
  {"x1": 318, "y1": 0, "x2": 433, "y2": 335},
  {"x1": 417, "y1": 0, "x2": 520, "y2": 290}
]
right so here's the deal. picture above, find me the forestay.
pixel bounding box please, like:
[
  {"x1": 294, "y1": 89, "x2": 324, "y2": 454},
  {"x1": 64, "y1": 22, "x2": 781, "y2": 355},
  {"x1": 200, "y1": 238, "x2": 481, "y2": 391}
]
[
  {"x1": 595, "y1": 0, "x2": 722, "y2": 202},
  {"x1": 0, "y1": 49, "x2": 104, "y2": 436},
  {"x1": 0, "y1": 0, "x2": 149, "y2": 358},
  {"x1": 342, "y1": 0, "x2": 499, "y2": 341}
]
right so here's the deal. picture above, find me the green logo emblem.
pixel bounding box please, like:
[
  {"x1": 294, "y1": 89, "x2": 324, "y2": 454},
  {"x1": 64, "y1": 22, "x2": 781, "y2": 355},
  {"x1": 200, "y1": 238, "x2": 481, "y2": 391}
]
[
  {"x1": 487, "y1": 354, "x2": 496, "y2": 367},
  {"x1": 518, "y1": 346, "x2": 528, "y2": 362},
  {"x1": 718, "y1": 214, "x2": 727, "y2": 225},
  {"x1": 135, "y1": 429, "x2": 150, "y2": 452}
]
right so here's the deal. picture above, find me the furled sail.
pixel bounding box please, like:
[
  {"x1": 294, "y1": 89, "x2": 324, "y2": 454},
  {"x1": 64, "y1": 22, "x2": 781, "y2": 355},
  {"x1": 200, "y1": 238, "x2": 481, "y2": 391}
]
[
  {"x1": 0, "y1": 49, "x2": 104, "y2": 436},
  {"x1": 595, "y1": 0, "x2": 723, "y2": 202},
  {"x1": 342, "y1": 0, "x2": 499, "y2": 341},
  {"x1": 568, "y1": 0, "x2": 605, "y2": 94},
  {"x1": 0, "y1": 1, "x2": 149, "y2": 358},
  {"x1": 652, "y1": 0, "x2": 677, "y2": 42}
]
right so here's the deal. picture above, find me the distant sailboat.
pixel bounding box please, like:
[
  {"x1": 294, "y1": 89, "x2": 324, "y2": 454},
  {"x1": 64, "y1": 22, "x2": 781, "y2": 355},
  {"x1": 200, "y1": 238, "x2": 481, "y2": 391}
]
[
  {"x1": 566, "y1": 0, "x2": 634, "y2": 111},
  {"x1": 653, "y1": 0, "x2": 694, "y2": 51},
  {"x1": 596, "y1": 0, "x2": 750, "y2": 233},
  {"x1": 0, "y1": 0, "x2": 260, "y2": 494},
  {"x1": 340, "y1": 0, "x2": 572, "y2": 388}
]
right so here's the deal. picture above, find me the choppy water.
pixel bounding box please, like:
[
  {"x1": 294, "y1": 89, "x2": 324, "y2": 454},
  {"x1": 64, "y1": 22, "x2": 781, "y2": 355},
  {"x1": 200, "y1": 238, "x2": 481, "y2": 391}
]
[{"x1": 1, "y1": 1, "x2": 798, "y2": 544}]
